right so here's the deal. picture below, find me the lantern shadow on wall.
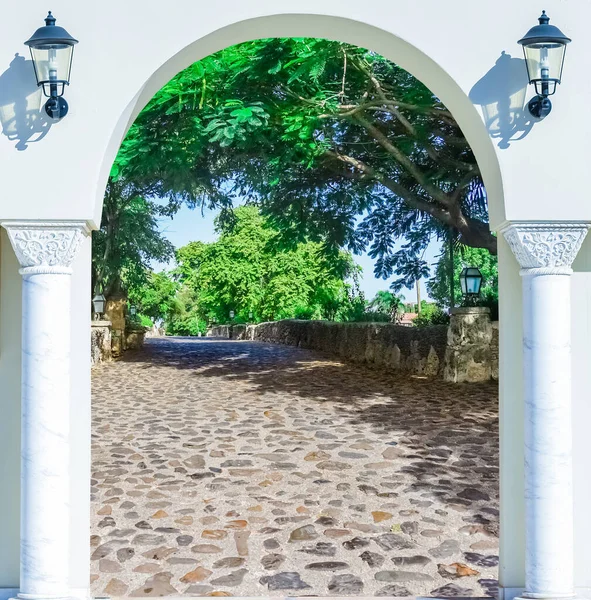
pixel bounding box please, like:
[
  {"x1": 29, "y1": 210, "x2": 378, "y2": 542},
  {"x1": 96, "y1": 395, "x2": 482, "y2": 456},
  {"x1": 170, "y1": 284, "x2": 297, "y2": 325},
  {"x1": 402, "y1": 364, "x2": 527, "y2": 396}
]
[
  {"x1": 469, "y1": 51, "x2": 534, "y2": 149},
  {"x1": 0, "y1": 53, "x2": 53, "y2": 151}
]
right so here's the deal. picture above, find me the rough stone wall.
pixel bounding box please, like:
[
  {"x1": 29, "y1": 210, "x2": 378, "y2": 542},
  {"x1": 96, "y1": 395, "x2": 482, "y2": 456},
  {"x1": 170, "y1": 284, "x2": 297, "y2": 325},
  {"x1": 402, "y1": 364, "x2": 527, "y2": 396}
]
[
  {"x1": 443, "y1": 308, "x2": 493, "y2": 383},
  {"x1": 209, "y1": 317, "x2": 499, "y2": 382},
  {"x1": 105, "y1": 296, "x2": 126, "y2": 357},
  {"x1": 491, "y1": 322, "x2": 499, "y2": 381},
  {"x1": 210, "y1": 320, "x2": 448, "y2": 377},
  {"x1": 91, "y1": 321, "x2": 112, "y2": 366},
  {"x1": 145, "y1": 325, "x2": 165, "y2": 338},
  {"x1": 125, "y1": 327, "x2": 147, "y2": 350}
]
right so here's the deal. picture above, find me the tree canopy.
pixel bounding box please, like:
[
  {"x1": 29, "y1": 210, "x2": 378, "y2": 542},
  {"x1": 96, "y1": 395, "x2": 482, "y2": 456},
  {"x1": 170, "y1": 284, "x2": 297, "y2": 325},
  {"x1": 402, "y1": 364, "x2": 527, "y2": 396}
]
[
  {"x1": 92, "y1": 180, "x2": 174, "y2": 297},
  {"x1": 129, "y1": 206, "x2": 365, "y2": 334},
  {"x1": 111, "y1": 37, "x2": 494, "y2": 290}
]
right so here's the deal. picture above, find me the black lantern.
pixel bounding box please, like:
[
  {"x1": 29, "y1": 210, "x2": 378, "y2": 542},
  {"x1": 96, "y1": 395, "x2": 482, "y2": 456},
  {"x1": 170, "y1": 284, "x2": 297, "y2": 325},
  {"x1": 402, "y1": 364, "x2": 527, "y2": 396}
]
[
  {"x1": 518, "y1": 11, "x2": 571, "y2": 119},
  {"x1": 92, "y1": 293, "x2": 106, "y2": 319},
  {"x1": 25, "y1": 12, "x2": 78, "y2": 120},
  {"x1": 459, "y1": 267, "x2": 483, "y2": 300}
]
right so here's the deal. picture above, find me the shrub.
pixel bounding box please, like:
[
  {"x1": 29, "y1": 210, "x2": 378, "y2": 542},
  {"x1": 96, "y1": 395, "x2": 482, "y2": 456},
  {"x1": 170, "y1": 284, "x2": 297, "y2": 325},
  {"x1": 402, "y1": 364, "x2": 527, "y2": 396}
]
[{"x1": 413, "y1": 304, "x2": 450, "y2": 327}]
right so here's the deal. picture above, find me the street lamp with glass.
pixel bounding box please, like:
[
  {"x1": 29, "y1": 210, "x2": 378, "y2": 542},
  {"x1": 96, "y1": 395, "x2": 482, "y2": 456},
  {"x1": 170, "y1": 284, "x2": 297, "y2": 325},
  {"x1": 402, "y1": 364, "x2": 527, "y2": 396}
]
[
  {"x1": 518, "y1": 11, "x2": 571, "y2": 119},
  {"x1": 459, "y1": 267, "x2": 483, "y2": 304},
  {"x1": 25, "y1": 12, "x2": 78, "y2": 120},
  {"x1": 92, "y1": 293, "x2": 106, "y2": 320}
]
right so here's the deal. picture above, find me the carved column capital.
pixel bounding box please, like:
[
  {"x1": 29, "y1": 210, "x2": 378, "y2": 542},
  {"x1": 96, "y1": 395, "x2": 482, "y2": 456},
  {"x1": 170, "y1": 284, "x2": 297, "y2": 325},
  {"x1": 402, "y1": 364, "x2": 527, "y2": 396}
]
[
  {"x1": 2, "y1": 221, "x2": 90, "y2": 275},
  {"x1": 501, "y1": 222, "x2": 590, "y2": 275}
]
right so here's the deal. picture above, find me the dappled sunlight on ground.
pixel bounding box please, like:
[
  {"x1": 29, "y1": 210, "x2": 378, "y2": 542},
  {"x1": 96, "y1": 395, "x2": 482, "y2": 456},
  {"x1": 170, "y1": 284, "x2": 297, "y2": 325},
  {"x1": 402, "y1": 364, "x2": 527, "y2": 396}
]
[{"x1": 91, "y1": 337, "x2": 498, "y2": 597}]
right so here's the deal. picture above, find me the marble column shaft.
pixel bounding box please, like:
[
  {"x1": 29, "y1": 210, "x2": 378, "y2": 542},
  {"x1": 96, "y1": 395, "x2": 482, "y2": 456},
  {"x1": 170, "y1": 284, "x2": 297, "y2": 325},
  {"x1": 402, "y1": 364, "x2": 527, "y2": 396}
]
[
  {"x1": 502, "y1": 222, "x2": 590, "y2": 600},
  {"x1": 2, "y1": 221, "x2": 89, "y2": 600}
]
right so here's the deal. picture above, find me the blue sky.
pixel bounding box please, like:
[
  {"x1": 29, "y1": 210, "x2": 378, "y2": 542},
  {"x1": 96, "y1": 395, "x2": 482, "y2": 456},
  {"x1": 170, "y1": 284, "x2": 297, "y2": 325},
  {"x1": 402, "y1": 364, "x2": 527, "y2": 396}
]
[{"x1": 155, "y1": 203, "x2": 441, "y2": 303}]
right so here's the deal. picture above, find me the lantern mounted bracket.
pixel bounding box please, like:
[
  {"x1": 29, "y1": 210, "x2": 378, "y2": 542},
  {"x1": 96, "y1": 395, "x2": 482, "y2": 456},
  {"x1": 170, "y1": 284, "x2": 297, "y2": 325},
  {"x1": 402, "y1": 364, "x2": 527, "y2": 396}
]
[
  {"x1": 25, "y1": 12, "x2": 78, "y2": 121},
  {"x1": 518, "y1": 11, "x2": 571, "y2": 120},
  {"x1": 527, "y1": 95, "x2": 552, "y2": 119}
]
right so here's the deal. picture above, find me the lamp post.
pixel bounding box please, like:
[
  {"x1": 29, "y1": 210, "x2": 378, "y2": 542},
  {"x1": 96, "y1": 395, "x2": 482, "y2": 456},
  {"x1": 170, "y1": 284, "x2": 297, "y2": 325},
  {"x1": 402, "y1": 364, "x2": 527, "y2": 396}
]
[
  {"x1": 25, "y1": 12, "x2": 78, "y2": 120},
  {"x1": 518, "y1": 11, "x2": 571, "y2": 119},
  {"x1": 459, "y1": 267, "x2": 483, "y2": 305},
  {"x1": 130, "y1": 305, "x2": 137, "y2": 317},
  {"x1": 92, "y1": 293, "x2": 106, "y2": 320},
  {"x1": 229, "y1": 310, "x2": 235, "y2": 321}
]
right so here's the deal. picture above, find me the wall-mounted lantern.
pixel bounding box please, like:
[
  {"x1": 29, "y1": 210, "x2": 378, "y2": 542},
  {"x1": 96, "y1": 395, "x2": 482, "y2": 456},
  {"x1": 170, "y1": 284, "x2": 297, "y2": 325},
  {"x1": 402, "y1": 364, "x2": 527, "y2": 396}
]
[
  {"x1": 518, "y1": 11, "x2": 571, "y2": 119},
  {"x1": 25, "y1": 12, "x2": 78, "y2": 120},
  {"x1": 459, "y1": 267, "x2": 483, "y2": 302},
  {"x1": 92, "y1": 293, "x2": 106, "y2": 319}
]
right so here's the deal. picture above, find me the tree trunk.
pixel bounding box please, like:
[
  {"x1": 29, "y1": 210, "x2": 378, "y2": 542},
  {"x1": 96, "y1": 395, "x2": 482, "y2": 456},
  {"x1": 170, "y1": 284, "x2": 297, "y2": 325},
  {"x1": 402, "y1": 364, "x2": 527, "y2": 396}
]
[
  {"x1": 449, "y1": 234, "x2": 455, "y2": 309},
  {"x1": 416, "y1": 279, "x2": 421, "y2": 314}
]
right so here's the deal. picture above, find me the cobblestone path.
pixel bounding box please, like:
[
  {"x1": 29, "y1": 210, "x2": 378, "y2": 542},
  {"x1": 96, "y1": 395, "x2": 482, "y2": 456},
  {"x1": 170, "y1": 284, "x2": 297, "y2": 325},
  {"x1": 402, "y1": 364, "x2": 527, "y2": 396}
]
[{"x1": 91, "y1": 337, "x2": 499, "y2": 597}]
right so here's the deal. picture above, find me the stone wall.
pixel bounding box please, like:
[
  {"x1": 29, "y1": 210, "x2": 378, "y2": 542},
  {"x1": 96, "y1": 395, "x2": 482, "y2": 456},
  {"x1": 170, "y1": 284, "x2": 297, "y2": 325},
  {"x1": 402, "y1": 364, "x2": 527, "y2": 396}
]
[
  {"x1": 125, "y1": 327, "x2": 147, "y2": 350},
  {"x1": 105, "y1": 296, "x2": 126, "y2": 358},
  {"x1": 210, "y1": 320, "x2": 449, "y2": 377},
  {"x1": 444, "y1": 307, "x2": 493, "y2": 383},
  {"x1": 209, "y1": 314, "x2": 499, "y2": 382},
  {"x1": 91, "y1": 321, "x2": 112, "y2": 366}
]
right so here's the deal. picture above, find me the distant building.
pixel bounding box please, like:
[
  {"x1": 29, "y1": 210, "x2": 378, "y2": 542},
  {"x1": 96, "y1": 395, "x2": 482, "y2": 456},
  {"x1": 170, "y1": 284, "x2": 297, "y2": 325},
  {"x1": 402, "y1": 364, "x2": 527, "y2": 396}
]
[{"x1": 399, "y1": 312, "x2": 418, "y2": 326}]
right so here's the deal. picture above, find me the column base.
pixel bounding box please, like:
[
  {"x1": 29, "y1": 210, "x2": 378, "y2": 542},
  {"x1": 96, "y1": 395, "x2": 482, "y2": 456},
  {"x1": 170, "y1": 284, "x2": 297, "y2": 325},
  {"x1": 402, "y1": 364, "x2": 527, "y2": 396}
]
[
  {"x1": 12, "y1": 594, "x2": 75, "y2": 600},
  {"x1": 516, "y1": 595, "x2": 577, "y2": 600}
]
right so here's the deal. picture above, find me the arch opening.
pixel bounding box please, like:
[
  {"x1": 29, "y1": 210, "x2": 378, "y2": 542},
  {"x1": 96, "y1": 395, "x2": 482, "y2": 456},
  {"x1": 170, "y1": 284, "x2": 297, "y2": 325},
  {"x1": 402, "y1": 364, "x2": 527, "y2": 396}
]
[{"x1": 89, "y1": 17, "x2": 505, "y2": 598}]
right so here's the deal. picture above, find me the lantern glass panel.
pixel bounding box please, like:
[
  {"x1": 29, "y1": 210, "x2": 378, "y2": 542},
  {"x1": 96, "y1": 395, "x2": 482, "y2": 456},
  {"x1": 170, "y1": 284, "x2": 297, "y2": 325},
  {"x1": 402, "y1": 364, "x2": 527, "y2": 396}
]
[
  {"x1": 93, "y1": 295, "x2": 106, "y2": 315},
  {"x1": 466, "y1": 274, "x2": 481, "y2": 294},
  {"x1": 523, "y1": 42, "x2": 567, "y2": 95},
  {"x1": 460, "y1": 269, "x2": 468, "y2": 295},
  {"x1": 29, "y1": 44, "x2": 73, "y2": 94}
]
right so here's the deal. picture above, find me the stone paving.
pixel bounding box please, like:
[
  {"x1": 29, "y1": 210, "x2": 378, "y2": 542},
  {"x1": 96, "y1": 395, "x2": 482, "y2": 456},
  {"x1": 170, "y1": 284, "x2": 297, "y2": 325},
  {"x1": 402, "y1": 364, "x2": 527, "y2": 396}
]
[{"x1": 91, "y1": 337, "x2": 499, "y2": 597}]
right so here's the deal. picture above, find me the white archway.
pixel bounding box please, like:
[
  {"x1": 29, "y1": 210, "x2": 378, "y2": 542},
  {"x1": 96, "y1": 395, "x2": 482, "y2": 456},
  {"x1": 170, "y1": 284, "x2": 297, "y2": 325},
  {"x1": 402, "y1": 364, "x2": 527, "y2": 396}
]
[
  {"x1": 2, "y1": 3, "x2": 591, "y2": 600},
  {"x1": 96, "y1": 14, "x2": 506, "y2": 229}
]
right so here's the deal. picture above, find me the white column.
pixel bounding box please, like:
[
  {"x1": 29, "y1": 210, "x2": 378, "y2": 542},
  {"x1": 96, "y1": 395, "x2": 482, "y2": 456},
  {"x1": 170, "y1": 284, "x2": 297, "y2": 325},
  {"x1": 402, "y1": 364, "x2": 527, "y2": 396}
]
[
  {"x1": 2, "y1": 221, "x2": 89, "y2": 600},
  {"x1": 502, "y1": 222, "x2": 590, "y2": 600}
]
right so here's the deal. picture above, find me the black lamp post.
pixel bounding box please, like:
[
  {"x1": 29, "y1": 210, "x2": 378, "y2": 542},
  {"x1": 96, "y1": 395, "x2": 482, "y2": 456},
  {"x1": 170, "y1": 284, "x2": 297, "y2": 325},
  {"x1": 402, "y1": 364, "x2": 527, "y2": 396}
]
[
  {"x1": 459, "y1": 267, "x2": 483, "y2": 305},
  {"x1": 518, "y1": 11, "x2": 571, "y2": 119},
  {"x1": 25, "y1": 12, "x2": 78, "y2": 120}
]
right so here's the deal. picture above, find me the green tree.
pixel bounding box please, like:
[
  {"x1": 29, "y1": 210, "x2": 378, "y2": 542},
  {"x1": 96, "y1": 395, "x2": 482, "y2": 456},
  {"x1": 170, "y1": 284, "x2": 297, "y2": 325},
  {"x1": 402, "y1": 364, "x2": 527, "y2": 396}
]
[
  {"x1": 92, "y1": 180, "x2": 174, "y2": 299},
  {"x1": 368, "y1": 290, "x2": 405, "y2": 322},
  {"x1": 128, "y1": 271, "x2": 179, "y2": 322},
  {"x1": 112, "y1": 38, "x2": 494, "y2": 288},
  {"x1": 390, "y1": 255, "x2": 431, "y2": 314},
  {"x1": 173, "y1": 206, "x2": 358, "y2": 325}
]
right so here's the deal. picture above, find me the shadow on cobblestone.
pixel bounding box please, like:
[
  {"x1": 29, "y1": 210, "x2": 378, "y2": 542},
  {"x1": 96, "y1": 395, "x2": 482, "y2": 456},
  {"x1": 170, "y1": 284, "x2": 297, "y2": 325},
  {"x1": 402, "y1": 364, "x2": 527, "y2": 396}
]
[{"x1": 91, "y1": 337, "x2": 498, "y2": 598}]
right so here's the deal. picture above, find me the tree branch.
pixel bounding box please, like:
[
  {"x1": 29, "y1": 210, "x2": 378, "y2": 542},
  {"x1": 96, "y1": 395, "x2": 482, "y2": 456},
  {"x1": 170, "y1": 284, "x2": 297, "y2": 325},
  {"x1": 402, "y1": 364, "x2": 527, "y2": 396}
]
[
  {"x1": 352, "y1": 113, "x2": 452, "y2": 206},
  {"x1": 324, "y1": 150, "x2": 448, "y2": 220}
]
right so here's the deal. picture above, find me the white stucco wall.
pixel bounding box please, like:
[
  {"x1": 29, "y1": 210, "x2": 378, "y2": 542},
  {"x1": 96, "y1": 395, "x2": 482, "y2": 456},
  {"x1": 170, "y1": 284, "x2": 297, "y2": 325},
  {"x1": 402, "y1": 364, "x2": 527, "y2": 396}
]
[
  {"x1": 497, "y1": 237, "x2": 525, "y2": 597},
  {"x1": 69, "y1": 236, "x2": 92, "y2": 595},
  {"x1": 571, "y1": 237, "x2": 591, "y2": 595},
  {"x1": 0, "y1": 230, "x2": 21, "y2": 591},
  {"x1": 1, "y1": 0, "x2": 591, "y2": 596}
]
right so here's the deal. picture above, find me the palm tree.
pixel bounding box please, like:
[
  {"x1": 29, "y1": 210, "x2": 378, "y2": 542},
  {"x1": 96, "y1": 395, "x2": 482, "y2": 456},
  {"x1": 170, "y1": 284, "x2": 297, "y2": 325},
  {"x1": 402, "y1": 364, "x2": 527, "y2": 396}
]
[
  {"x1": 391, "y1": 256, "x2": 430, "y2": 314},
  {"x1": 369, "y1": 290, "x2": 405, "y2": 323}
]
